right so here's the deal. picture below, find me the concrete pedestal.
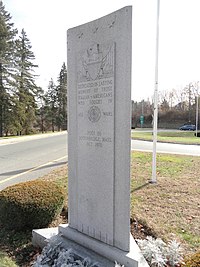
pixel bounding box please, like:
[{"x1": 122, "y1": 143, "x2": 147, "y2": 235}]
[
  {"x1": 32, "y1": 224, "x2": 149, "y2": 267},
  {"x1": 59, "y1": 224, "x2": 149, "y2": 267}
]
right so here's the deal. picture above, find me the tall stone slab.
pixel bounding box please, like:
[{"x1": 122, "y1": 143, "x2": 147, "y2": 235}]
[
  {"x1": 59, "y1": 6, "x2": 148, "y2": 267},
  {"x1": 66, "y1": 6, "x2": 131, "y2": 251}
]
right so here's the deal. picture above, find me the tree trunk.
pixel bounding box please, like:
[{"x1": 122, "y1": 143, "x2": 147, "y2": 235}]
[
  {"x1": 52, "y1": 119, "x2": 54, "y2": 132},
  {"x1": 0, "y1": 63, "x2": 3, "y2": 137}
]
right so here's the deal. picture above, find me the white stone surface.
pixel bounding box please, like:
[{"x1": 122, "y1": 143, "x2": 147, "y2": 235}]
[
  {"x1": 32, "y1": 227, "x2": 58, "y2": 248},
  {"x1": 67, "y1": 6, "x2": 132, "y2": 252}
]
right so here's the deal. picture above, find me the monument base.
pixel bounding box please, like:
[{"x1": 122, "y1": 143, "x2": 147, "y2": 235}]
[
  {"x1": 32, "y1": 224, "x2": 149, "y2": 267},
  {"x1": 32, "y1": 225, "x2": 113, "y2": 266},
  {"x1": 59, "y1": 224, "x2": 149, "y2": 267}
]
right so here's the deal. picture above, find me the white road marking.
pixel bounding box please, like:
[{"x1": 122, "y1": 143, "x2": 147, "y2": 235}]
[{"x1": 0, "y1": 156, "x2": 67, "y2": 185}]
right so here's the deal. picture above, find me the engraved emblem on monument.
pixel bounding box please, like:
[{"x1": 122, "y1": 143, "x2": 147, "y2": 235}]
[
  {"x1": 78, "y1": 42, "x2": 114, "y2": 82},
  {"x1": 88, "y1": 106, "x2": 101, "y2": 122}
]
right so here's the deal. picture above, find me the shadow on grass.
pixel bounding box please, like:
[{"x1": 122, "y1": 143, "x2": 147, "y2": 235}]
[
  {"x1": 0, "y1": 226, "x2": 41, "y2": 267},
  {"x1": 131, "y1": 182, "x2": 150, "y2": 192}
]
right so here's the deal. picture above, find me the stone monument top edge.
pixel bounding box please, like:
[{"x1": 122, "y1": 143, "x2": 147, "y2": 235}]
[{"x1": 67, "y1": 6, "x2": 132, "y2": 34}]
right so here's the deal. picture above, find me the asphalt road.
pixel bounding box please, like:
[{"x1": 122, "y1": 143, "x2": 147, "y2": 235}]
[
  {"x1": 0, "y1": 131, "x2": 199, "y2": 191},
  {"x1": 131, "y1": 139, "x2": 200, "y2": 156},
  {"x1": 0, "y1": 132, "x2": 67, "y2": 191}
]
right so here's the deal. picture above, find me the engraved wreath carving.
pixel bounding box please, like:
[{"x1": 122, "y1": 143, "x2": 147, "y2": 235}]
[
  {"x1": 77, "y1": 42, "x2": 115, "y2": 82},
  {"x1": 87, "y1": 106, "x2": 101, "y2": 123}
]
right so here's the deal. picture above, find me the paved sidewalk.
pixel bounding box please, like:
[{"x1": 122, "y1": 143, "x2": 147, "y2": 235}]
[{"x1": 0, "y1": 131, "x2": 67, "y2": 146}]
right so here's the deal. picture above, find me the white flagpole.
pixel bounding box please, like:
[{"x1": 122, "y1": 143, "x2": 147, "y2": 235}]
[
  {"x1": 196, "y1": 82, "x2": 199, "y2": 137},
  {"x1": 150, "y1": 0, "x2": 160, "y2": 183}
]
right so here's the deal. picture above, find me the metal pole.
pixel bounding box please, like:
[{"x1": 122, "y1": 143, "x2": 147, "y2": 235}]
[
  {"x1": 196, "y1": 83, "x2": 199, "y2": 137},
  {"x1": 141, "y1": 100, "x2": 144, "y2": 128},
  {"x1": 150, "y1": 0, "x2": 160, "y2": 183},
  {"x1": 188, "y1": 83, "x2": 191, "y2": 123}
]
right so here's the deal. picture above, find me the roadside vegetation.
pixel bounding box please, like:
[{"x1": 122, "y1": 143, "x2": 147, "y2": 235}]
[
  {"x1": 132, "y1": 129, "x2": 200, "y2": 145},
  {"x1": 131, "y1": 83, "x2": 200, "y2": 131},
  {"x1": 0, "y1": 152, "x2": 199, "y2": 266},
  {"x1": 0, "y1": 180, "x2": 65, "y2": 231},
  {"x1": 0, "y1": 1, "x2": 67, "y2": 138}
]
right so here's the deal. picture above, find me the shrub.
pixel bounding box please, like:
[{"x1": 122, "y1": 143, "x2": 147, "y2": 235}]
[
  {"x1": 0, "y1": 180, "x2": 65, "y2": 230},
  {"x1": 137, "y1": 236, "x2": 183, "y2": 267},
  {"x1": 182, "y1": 251, "x2": 200, "y2": 267}
]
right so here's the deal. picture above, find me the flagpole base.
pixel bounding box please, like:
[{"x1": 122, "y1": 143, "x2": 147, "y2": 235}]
[{"x1": 149, "y1": 179, "x2": 157, "y2": 184}]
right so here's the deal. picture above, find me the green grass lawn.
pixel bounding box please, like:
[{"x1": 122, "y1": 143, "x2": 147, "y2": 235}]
[
  {"x1": 130, "y1": 151, "x2": 200, "y2": 252},
  {"x1": 0, "y1": 252, "x2": 17, "y2": 267},
  {"x1": 132, "y1": 130, "x2": 200, "y2": 144}
]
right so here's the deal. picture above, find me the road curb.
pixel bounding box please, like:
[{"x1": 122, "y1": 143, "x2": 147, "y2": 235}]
[{"x1": 0, "y1": 131, "x2": 67, "y2": 146}]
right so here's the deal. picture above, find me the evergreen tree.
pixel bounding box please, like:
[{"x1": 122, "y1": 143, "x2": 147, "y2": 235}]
[
  {"x1": 56, "y1": 62, "x2": 67, "y2": 130},
  {"x1": 2, "y1": 91, "x2": 13, "y2": 136},
  {"x1": 15, "y1": 28, "x2": 38, "y2": 135},
  {"x1": 45, "y1": 78, "x2": 57, "y2": 132},
  {"x1": 0, "y1": 0, "x2": 17, "y2": 136}
]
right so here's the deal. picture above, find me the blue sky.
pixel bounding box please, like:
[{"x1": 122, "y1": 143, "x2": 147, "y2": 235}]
[{"x1": 4, "y1": 0, "x2": 200, "y2": 101}]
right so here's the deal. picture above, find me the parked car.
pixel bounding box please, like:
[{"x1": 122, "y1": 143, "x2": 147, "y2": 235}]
[{"x1": 179, "y1": 124, "x2": 196, "y2": 131}]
